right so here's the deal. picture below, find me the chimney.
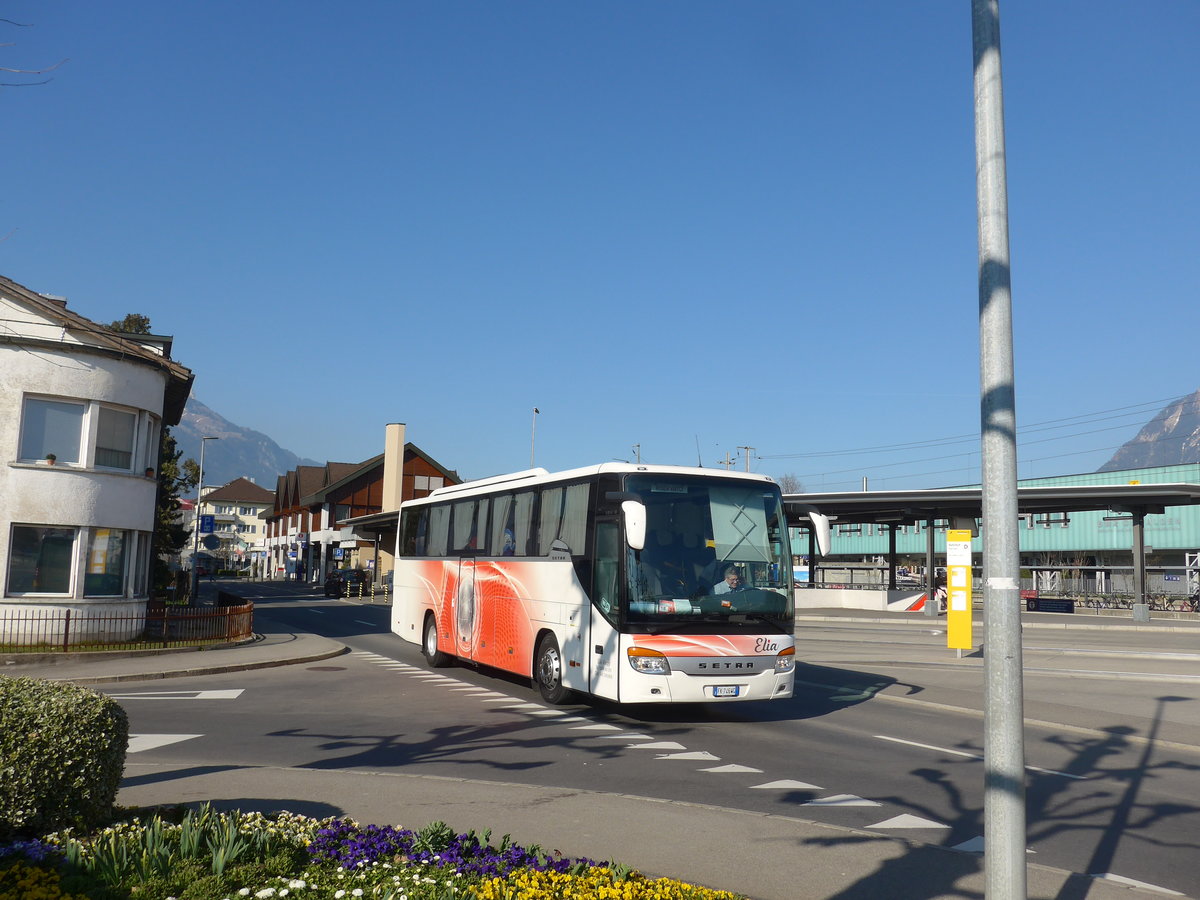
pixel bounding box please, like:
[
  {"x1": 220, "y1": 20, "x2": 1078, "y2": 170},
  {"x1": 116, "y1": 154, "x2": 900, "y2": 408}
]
[{"x1": 383, "y1": 423, "x2": 406, "y2": 511}]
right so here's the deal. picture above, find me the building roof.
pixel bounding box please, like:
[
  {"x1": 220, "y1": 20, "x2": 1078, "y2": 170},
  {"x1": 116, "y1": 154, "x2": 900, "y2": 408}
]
[
  {"x1": 201, "y1": 477, "x2": 275, "y2": 504},
  {"x1": 0, "y1": 273, "x2": 195, "y2": 424},
  {"x1": 785, "y1": 482, "x2": 1200, "y2": 526},
  {"x1": 300, "y1": 454, "x2": 383, "y2": 507}
]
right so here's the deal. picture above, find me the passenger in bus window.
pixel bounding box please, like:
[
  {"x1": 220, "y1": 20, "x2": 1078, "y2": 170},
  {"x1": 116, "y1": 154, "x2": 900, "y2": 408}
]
[{"x1": 713, "y1": 566, "x2": 746, "y2": 594}]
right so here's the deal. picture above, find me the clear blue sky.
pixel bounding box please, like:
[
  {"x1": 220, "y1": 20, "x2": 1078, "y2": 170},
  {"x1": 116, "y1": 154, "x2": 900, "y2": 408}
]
[{"x1": 5, "y1": 2, "x2": 1197, "y2": 489}]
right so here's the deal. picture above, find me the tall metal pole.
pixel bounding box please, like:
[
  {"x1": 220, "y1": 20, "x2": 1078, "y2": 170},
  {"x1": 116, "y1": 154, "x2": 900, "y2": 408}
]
[
  {"x1": 530, "y1": 407, "x2": 540, "y2": 467},
  {"x1": 973, "y1": 1, "x2": 1026, "y2": 896},
  {"x1": 190, "y1": 436, "x2": 219, "y2": 602}
]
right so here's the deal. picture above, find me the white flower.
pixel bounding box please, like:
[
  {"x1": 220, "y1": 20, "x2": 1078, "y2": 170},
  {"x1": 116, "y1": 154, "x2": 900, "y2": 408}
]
[
  {"x1": 352, "y1": 891, "x2": 364, "y2": 898},
  {"x1": 287, "y1": 880, "x2": 307, "y2": 889},
  {"x1": 334, "y1": 892, "x2": 346, "y2": 899},
  {"x1": 255, "y1": 890, "x2": 277, "y2": 899},
  {"x1": 239, "y1": 891, "x2": 252, "y2": 897}
]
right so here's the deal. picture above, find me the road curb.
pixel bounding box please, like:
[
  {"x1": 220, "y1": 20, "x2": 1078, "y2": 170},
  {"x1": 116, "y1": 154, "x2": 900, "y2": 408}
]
[{"x1": 40, "y1": 642, "x2": 350, "y2": 685}]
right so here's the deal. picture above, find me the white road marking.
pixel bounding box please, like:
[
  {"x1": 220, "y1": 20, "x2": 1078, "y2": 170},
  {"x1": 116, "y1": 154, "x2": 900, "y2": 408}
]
[
  {"x1": 570, "y1": 723, "x2": 623, "y2": 731},
  {"x1": 875, "y1": 734, "x2": 1086, "y2": 780},
  {"x1": 627, "y1": 741, "x2": 688, "y2": 751},
  {"x1": 701, "y1": 764, "x2": 764, "y2": 774},
  {"x1": 868, "y1": 814, "x2": 950, "y2": 830},
  {"x1": 127, "y1": 734, "x2": 203, "y2": 753},
  {"x1": 1089, "y1": 874, "x2": 1183, "y2": 896},
  {"x1": 951, "y1": 836, "x2": 1036, "y2": 855},
  {"x1": 750, "y1": 779, "x2": 823, "y2": 790},
  {"x1": 656, "y1": 751, "x2": 720, "y2": 761},
  {"x1": 108, "y1": 689, "x2": 244, "y2": 701},
  {"x1": 801, "y1": 794, "x2": 881, "y2": 807}
]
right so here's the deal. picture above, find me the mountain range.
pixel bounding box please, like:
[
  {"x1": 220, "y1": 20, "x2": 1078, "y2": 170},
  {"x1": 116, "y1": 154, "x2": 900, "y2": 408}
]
[
  {"x1": 172, "y1": 398, "x2": 320, "y2": 489},
  {"x1": 1097, "y1": 389, "x2": 1200, "y2": 473}
]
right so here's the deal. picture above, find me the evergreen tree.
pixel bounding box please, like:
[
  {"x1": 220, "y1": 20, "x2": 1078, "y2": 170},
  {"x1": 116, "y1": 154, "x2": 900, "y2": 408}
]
[
  {"x1": 107, "y1": 313, "x2": 152, "y2": 334},
  {"x1": 153, "y1": 430, "x2": 198, "y2": 590},
  {"x1": 109, "y1": 313, "x2": 198, "y2": 591}
]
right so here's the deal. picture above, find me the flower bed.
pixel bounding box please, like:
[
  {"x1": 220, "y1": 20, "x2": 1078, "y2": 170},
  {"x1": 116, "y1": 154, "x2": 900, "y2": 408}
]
[{"x1": 0, "y1": 805, "x2": 744, "y2": 900}]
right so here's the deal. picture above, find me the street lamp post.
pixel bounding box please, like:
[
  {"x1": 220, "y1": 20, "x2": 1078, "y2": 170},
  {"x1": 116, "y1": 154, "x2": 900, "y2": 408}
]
[
  {"x1": 530, "y1": 407, "x2": 540, "y2": 468},
  {"x1": 190, "y1": 436, "x2": 219, "y2": 602}
]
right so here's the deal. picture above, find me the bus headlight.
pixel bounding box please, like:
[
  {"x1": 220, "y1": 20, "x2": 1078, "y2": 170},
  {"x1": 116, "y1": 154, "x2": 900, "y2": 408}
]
[
  {"x1": 627, "y1": 647, "x2": 671, "y2": 675},
  {"x1": 774, "y1": 646, "x2": 795, "y2": 673}
]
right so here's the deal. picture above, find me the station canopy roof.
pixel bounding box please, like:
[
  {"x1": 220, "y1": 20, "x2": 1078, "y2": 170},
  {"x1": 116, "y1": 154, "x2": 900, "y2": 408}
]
[{"x1": 783, "y1": 482, "x2": 1200, "y2": 526}]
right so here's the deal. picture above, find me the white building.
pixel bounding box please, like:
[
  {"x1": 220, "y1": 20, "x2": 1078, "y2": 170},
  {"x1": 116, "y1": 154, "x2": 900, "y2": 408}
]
[{"x1": 1, "y1": 275, "x2": 194, "y2": 629}]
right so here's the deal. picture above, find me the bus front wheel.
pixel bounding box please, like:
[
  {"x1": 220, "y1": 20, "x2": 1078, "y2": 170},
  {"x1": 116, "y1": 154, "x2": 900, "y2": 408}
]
[
  {"x1": 535, "y1": 633, "x2": 570, "y2": 705},
  {"x1": 423, "y1": 615, "x2": 452, "y2": 668}
]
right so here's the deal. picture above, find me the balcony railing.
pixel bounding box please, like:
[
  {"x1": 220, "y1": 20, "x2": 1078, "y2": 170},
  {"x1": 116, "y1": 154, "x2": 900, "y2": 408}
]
[{"x1": 0, "y1": 601, "x2": 254, "y2": 653}]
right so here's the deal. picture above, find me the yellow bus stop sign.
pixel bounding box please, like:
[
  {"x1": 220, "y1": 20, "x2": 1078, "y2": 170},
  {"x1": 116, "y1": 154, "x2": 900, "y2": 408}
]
[{"x1": 945, "y1": 529, "x2": 974, "y2": 650}]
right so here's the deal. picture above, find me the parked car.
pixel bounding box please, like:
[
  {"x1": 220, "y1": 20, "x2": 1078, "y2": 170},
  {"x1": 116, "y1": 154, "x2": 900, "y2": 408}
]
[{"x1": 324, "y1": 568, "x2": 368, "y2": 598}]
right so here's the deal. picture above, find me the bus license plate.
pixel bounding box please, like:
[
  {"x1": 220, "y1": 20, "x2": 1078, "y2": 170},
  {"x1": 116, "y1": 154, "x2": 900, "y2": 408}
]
[{"x1": 712, "y1": 685, "x2": 740, "y2": 698}]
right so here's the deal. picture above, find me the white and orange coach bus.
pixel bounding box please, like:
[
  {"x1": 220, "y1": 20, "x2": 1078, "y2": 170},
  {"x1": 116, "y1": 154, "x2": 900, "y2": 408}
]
[{"x1": 391, "y1": 463, "x2": 798, "y2": 704}]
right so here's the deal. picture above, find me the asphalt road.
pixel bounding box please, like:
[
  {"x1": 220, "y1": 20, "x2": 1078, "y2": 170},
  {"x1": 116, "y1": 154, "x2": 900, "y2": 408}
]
[{"x1": 99, "y1": 588, "x2": 1200, "y2": 898}]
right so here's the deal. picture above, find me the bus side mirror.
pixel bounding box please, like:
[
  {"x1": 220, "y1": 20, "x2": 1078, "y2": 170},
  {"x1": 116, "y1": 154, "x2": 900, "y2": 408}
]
[{"x1": 621, "y1": 500, "x2": 646, "y2": 551}]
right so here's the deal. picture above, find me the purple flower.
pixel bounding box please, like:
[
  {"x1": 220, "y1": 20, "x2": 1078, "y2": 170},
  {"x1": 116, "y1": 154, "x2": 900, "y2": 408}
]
[{"x1": 305, "y1": 820, "x2": 599, "y2": 877}]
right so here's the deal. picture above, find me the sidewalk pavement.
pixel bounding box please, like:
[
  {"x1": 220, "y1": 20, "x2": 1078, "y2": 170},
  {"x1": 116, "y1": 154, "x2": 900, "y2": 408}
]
[{"x1": 6, "y1": 600, "x2": 1199, "y2": 900}]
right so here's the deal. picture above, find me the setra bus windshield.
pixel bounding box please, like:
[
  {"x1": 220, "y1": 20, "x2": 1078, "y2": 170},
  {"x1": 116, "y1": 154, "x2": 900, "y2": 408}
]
[{"x1": 622, "y1": 474, "x2": 793, "y2": 628}]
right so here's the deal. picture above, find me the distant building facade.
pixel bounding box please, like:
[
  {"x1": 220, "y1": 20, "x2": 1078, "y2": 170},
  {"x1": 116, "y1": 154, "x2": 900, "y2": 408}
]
[
  {"x1": 188, "y1": 477, "x2": 274, "y2": 575},
  {"x1": 263, "y1": 424, "x2": 459, "y2": 582},
  {"x1": 0, "y1": 275, "x2": 193, "y2": 624},
  {"x1": 808, "y1": 463, "x2": 1200, "y2": 596}
]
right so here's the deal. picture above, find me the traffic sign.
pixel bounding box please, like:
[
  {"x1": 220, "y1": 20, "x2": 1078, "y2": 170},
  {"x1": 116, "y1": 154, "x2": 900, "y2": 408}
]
[{"x1": 199, "y1": 514, "x2": 215, "y2": 534}]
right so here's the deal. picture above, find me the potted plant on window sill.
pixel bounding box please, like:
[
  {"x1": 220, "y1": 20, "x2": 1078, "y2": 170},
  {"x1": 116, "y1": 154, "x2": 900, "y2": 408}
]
[{"x1": 43, "y1": 453, "x2": 57, "y2": 466}]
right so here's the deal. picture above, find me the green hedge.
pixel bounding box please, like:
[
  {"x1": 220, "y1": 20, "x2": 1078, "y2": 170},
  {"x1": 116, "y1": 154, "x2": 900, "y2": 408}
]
[{"x1": 0, "y1": 676, "x2": 128, "y2": 840}]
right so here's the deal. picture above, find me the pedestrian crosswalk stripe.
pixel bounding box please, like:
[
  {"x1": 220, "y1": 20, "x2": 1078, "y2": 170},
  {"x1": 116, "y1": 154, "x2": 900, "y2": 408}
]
[
  {"x1": 801, "y1": 794, "x2": 881, "y2": 807},
  {"x1": 868, "y1": 815, "x2": 949, "y2": 829},
  {"x1": 127, "y1": 734, "x2": 202, "y2": 753}
]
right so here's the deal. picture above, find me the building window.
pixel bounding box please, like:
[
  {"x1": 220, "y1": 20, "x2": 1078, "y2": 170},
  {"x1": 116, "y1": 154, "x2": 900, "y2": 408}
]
[
  {"x1": 84, "y1": 528, "x2": 129, "y2": 597},
  {"x1": 20, "y1": 398, "x2": 85, "y2": 464},
  {"x1": 20, "y1": 396, "x2": 156, "y2": 472},
  {"x1": 7, "y1": 525, "x2": 76, "y2": 594},
  {"x1": 95, "y1": 407, "x2": 137, "y2": 469},
  {"x1": 140, "y1": 415, "x2": 161, "y2": 471}
]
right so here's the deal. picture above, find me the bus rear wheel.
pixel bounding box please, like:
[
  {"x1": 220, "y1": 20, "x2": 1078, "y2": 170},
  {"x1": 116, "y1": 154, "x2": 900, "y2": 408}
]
[
  {"x1": 535, "y1": 634, "x2": 570, "y2": 705},
  {"x1": 423, "y1": 615, "x2": 452, "y2": 668}
]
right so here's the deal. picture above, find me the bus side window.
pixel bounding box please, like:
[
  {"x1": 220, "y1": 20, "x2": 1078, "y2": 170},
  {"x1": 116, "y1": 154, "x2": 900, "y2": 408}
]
[
  {"x1": 400, "y1": 508, "x2": 426, "y2": 556},
  {"x1": 538, "y1": 483, "x2": 589, "y2": 557},
  {"x1": 427, "y1": 505, "x2": 450, "y2": 556},
  {"x1": 451, "y1": 499, "x2": 479, "y2": 553}
]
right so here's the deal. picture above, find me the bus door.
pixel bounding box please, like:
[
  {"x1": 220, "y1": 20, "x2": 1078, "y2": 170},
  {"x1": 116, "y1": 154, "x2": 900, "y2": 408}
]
[
  {"x1": 454, "y1": 556, "x2": 484, "y2": 662},
  {"x1": 588, "y1": 519, "x2": 621, "y2": 700}
]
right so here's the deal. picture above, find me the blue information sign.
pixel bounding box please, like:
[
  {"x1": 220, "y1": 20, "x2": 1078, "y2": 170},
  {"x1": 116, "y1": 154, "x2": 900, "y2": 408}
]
[{"x1": 199, "y1": 514, "x2": 215, "y2": 534}]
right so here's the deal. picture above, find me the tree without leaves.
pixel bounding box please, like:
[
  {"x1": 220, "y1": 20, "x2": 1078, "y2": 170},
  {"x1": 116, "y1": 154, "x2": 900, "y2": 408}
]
[{"x1": 777, "y1": 473, "x2": 804, "y2": 494}]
